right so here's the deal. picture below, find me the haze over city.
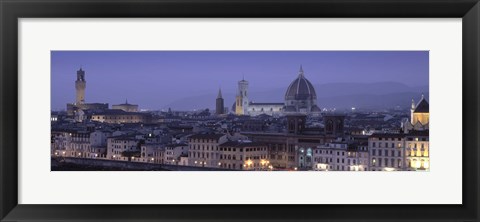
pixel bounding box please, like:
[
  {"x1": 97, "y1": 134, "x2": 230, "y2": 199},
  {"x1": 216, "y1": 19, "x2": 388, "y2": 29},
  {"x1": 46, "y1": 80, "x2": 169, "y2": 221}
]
[{"x1": 51, "y1": 51, "x2": 429, "y2": 111}]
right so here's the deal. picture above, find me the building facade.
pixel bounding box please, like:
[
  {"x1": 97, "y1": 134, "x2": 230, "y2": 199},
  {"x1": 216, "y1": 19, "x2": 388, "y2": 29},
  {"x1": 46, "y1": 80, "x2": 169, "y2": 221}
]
[
  {"x1": 218, "y1": 141, "x2": 269, "y2": 170},
  {"x1": 405, "y1": 131, "x2": 429, "y2": 171},
  {"x1": 91, "y1": 110, "x2": 152, "y2": 124},
  {"x1": 247, "y1": 103, "x2": 284, "y2": 116},
  {"x1": 188, "y1": 134, "x2": 228, "y2": 168},
  {"x1": 107, "y1": 135, "x2": 141, "y2": 160},
  {"x1": 164, "y1": 143, "x2": 189, "y2": 165},
  {"x1": 368, "y1": 133, "x2": 406, "y2": 171}
]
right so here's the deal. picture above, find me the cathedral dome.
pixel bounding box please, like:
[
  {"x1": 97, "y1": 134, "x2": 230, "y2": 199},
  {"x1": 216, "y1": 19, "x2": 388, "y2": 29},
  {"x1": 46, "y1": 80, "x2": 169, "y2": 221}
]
[{"x1": 285, "y1": 66, "x2": 317, "y2": 101}]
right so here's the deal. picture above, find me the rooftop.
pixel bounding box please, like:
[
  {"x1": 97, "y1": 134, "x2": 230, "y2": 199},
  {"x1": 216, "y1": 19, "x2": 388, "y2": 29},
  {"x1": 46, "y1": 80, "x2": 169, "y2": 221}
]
[
  {"x1": 220, "y1": 141, "x2": 266, "y2": 148},
  {"x1": 414, "y1": 97, "x2": 429, "y2": 113},
  {"x1": 188, "y1": 133, "x2": 225, "y2": 140}
]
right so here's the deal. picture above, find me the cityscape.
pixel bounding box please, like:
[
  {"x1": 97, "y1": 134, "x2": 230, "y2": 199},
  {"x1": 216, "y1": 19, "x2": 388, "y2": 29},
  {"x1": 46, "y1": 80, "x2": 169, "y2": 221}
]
[{"x1": 51, "y1": 51, "x2": 429, "y2": 171}]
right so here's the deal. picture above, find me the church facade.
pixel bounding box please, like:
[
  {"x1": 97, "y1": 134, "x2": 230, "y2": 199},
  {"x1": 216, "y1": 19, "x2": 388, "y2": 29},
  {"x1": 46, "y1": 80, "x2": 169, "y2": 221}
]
[{"x1": 402, "y1": 94, "x2": 429, "y2": 133}]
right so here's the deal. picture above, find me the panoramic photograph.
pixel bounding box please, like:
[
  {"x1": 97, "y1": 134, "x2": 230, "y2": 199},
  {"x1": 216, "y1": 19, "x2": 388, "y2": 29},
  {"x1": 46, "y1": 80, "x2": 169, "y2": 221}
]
[{"x1": 50, "y1": 51, "x2": 429, "y2": 171}]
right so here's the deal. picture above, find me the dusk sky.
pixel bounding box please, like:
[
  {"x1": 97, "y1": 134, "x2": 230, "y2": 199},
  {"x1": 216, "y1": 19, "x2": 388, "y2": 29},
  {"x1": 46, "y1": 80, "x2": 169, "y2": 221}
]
[{"x1": 51, "y1": 51, "x2": 429, "y2": 111}]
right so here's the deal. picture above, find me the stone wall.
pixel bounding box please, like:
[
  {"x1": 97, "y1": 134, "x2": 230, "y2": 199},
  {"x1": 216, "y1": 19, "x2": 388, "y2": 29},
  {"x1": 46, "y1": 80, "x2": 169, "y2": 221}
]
[{"x1": 52, "y1": 157, "x2": 234, "y2": 171}]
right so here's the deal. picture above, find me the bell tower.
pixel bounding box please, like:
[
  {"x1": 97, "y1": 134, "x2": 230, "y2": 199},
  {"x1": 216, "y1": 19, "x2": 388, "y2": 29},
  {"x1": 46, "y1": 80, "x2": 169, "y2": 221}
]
[
  {"x1": 216, "y1": 87, "x2": 224, "y2": 115},
  {"x1": 75, "y1": 68, "x2": 86, "y2": 104}
]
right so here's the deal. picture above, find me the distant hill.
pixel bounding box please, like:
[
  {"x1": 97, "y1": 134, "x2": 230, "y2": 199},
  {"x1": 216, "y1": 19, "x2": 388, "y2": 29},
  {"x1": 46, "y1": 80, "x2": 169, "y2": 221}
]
[
  {"x1": 319, "y1": 92, "x2": 429, "y2": 110},
  {"x1": 162, "y1": 82, "x2": 428, "y2": 111}
]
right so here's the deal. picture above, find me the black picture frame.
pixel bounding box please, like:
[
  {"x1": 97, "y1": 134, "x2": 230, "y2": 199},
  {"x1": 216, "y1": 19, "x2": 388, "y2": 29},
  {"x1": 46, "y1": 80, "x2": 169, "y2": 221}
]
[{"x1": 1, "y1": 0, "x2": 479, "y2": 221}]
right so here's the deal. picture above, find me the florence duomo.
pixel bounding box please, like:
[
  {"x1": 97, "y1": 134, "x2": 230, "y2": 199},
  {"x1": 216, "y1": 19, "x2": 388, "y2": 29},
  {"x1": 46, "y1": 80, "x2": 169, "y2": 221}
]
[
  {"x1": 231, "y1": 66, "x2": 321, "y2": 117},
  {"x1": 51, "y1": 51, "x2": 429, "y2": 172}
]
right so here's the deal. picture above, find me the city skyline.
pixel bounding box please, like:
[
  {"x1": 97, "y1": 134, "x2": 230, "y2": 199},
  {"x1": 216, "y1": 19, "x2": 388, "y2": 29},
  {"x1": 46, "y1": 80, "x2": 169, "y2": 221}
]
[
  {"x1": 51, "y1": 51, "x2": 429, "y2": 110},
  {"x1": 51, "y1": 50, "x2": 430, "y2": 172}
]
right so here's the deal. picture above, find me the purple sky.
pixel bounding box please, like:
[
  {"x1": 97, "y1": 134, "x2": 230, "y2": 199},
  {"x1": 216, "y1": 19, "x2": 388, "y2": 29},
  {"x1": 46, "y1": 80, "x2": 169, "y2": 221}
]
[{"x1": 51, "y1": 51, "x2": 429, "y2": 110}]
